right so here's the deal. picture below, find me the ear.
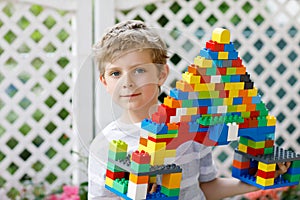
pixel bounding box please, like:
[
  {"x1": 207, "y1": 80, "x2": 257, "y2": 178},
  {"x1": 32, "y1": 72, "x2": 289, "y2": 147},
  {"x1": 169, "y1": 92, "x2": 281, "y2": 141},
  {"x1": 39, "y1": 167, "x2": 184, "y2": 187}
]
[
  {"x1": 158, "y1": 64, "x2": 169, "y2": 86},
  {"x1": 100, "y1": 74, "x2": 108, "y2": 87}
]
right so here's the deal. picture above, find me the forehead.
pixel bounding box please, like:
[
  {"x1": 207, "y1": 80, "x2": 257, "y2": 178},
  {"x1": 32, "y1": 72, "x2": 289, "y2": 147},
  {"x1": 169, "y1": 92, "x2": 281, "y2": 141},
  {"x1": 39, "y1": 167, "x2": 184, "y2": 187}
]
[{"x1": 108, "y1": 49, "x2": 153, "y2": 69}]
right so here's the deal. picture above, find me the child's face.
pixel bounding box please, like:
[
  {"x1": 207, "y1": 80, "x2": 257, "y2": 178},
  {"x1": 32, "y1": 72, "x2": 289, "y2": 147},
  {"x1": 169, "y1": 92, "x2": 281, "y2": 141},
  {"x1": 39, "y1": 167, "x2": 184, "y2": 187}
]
[{"x1": 100, "y1": 50, "x2": 168, "y2": 111}]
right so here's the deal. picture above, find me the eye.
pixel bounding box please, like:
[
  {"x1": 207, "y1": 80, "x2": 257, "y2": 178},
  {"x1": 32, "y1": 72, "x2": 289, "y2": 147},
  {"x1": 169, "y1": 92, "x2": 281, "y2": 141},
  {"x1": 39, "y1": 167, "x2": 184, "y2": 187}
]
[
  {"x1": 134, "y1": 68, "x2": 145, "y2": 74},
  {"x1": 109, "y1": 71, "x2": 121, "y2": 77}
]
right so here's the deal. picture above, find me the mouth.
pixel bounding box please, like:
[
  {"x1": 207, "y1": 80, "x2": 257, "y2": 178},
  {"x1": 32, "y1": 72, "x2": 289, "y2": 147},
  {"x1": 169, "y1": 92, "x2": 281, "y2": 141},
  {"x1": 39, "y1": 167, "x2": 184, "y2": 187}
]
[{"x1": 120, "y1": 93, "x2": 142, "y2": 98}]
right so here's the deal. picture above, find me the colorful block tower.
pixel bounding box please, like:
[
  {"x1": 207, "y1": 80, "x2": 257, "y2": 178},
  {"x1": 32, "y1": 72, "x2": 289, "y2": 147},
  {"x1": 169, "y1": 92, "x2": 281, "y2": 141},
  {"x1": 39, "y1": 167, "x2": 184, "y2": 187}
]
[{"x1": 104, "y1": 28, "x2": 300, "y2": 199}]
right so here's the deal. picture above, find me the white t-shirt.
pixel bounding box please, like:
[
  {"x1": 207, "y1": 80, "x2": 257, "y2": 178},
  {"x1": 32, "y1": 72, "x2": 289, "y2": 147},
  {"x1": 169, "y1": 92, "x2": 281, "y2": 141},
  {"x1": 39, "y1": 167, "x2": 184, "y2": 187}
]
[{"x1": 88, "y1": 119, "x2": 218, "y2": 200}]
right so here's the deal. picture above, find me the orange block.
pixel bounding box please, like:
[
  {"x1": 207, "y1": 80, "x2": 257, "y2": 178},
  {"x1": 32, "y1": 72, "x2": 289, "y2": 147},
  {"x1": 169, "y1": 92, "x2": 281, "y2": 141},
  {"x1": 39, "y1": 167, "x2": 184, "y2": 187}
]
[
  {"x1": 236, "y1": 66, "x2": 246, "y2": 75},
  {"x1": 239, "y1": 90, "x2": 248, "y2": 97},
  {"x1": 162, "y1": 173, "x2": 182, "y2": 189},
  {"x1": 167, "y1": 123, "x2": 179, "y2": 130},
  {"x1": 129, "y1": 173, "x2": 149, "y2": 184},
  {"x1": 164, "y1": 96, "x2": 181, "y2": 108},
  {"x1": 188, "y1": 64, "x2": 200, "y2": 75},
  {"x1": 140, "y1": 137, "x2": 148, "y2": 147},
  {"x1": 232, "y1": 160, "x2": 250, "y2": 169},
  {"x1": 242, "y1": 97, "x2": 252, "y2": 104},
  {"x1": 246, "y1": 104, "x2": 256, "y2": 111}
]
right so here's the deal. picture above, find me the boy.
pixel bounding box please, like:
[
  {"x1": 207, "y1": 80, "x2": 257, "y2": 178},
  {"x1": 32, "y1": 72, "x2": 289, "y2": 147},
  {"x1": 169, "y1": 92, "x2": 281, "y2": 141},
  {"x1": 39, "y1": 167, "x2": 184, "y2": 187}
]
[{"x1": 88, "y1": 20, "x2": 289, "y2": 200}]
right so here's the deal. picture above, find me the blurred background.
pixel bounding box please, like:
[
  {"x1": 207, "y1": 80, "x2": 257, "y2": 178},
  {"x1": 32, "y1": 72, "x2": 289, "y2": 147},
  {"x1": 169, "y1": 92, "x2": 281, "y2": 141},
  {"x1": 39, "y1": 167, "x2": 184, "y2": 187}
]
[{"x1": 0, "y1": 0, "x2": 299, "y2": 199}]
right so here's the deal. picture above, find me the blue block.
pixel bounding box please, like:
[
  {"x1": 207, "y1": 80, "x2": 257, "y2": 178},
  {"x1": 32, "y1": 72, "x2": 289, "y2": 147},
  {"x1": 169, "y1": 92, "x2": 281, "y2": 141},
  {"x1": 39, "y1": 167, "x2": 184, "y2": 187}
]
[
  {"x1": 191, "y1": 114, "x2": 201, "y2": 121},
  {"x1": 238, "y1": 126, "x2": 275, "y2": 141},
  {"x1": 251, "y1": 96, "x2": 261, "y2": 104},
  {"x1": 189, "y1": 122, "x2": 199, "y2": 132},
  {"x1": 232, "y1": 166, "x2": 249, "y2": 177},
  {"x1": 287, "y1": 167, "x2": 300, "y2": 175},
  {"x1": 207, "y1": 106, "x2": 217, "y2": 114},
  {"x1": 224, "y1": 42, "x2": 234, "y2": 51},
  {"x1": 233, "y1": 97, "x2": 243, "y2": 105},
  {"x1": 230, "y1": 75, "x2": 241, "y2": 82},
  {"x1": 228, "y1": 50, "x2": 238, "y2": 60},
  {"x1": 146, "y1": 185, "x2": 179, "y2": 200},
  {"x1": 200, "y1": 48, "x2": 218, "y2": 60},
  {"x1": 196, "y1": 99, "x2": 212, "y2": 106},
  {"x1": 209, "y1": 124, "x2": 229, "y2": 144},
  {"x1": 170, "y1": 88, "x2": 188, "y2": 100},
  {"x1": 105, "y1": 185, "x2": 132, "y2": 200},
  {"x1": 141, "y1": 119, "x2": 168, "y2": 134},
  {"x1": 212, "y1": 60, "x2": 223, "y2": 67}
]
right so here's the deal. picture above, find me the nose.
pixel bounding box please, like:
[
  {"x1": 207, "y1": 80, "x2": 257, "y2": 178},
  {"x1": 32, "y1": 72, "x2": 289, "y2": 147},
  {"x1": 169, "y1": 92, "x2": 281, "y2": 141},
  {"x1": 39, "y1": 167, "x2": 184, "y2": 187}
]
[{"x1": 122, "y1": 74, "x2": 134, "y2": 88}]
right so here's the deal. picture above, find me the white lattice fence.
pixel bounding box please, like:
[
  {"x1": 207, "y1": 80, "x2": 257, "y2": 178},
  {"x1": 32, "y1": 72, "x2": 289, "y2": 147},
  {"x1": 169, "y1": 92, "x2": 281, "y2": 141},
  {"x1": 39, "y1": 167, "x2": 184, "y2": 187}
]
[
  {"x1": 0, "y1": 0, "x2": 76, "y2": 198},
  {"x1": 113, "y1": 0, "x2": 300, "y2": 178}
]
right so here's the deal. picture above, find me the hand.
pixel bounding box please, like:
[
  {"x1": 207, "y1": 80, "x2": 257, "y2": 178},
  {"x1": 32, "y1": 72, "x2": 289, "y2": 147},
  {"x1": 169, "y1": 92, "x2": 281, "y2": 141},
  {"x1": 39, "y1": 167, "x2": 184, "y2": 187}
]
[
  {"x1": 148, "y1": 183, "x2": 157, "y2": 194},
  {"x1": 275, "y1": 162, "x2": 291, "y2": 178}
]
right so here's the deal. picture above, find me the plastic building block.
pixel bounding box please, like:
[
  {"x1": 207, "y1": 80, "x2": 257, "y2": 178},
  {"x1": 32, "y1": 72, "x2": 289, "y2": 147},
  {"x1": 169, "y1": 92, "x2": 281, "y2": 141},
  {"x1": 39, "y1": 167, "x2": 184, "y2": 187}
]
[{"x1": 212, "y1": 28, "x2": 230, "y2": 44}]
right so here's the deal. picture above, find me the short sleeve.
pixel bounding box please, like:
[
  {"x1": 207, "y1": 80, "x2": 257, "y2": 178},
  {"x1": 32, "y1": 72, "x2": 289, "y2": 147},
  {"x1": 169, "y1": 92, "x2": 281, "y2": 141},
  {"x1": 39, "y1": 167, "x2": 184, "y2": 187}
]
[{"x1": 198, "y1": 151, "x2": 218, "y2": 183}]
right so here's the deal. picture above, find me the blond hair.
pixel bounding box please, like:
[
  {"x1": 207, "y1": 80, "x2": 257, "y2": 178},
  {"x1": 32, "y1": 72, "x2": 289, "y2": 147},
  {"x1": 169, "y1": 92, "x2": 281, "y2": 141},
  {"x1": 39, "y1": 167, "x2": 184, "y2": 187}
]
[{"x1": 93, "y1": 20, "x2": 168, "y2": 77}]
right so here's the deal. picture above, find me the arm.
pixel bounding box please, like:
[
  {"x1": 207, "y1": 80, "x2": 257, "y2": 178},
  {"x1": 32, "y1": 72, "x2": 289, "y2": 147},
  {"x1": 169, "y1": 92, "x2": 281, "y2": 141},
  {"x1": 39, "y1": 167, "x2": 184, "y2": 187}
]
[
  {"x1": 200, "y1": 177, "x2": 259, "y2": 200},
  {"x1": 88, "y1": 133, "x2": 120, "y2": 200}
]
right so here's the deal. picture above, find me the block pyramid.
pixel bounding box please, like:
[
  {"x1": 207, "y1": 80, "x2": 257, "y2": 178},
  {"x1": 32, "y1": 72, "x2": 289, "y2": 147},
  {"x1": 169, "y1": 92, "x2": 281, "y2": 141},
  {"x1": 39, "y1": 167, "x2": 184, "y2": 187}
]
[{"x1": 104, "y1": 28, "x2": 300, "y2": 199}]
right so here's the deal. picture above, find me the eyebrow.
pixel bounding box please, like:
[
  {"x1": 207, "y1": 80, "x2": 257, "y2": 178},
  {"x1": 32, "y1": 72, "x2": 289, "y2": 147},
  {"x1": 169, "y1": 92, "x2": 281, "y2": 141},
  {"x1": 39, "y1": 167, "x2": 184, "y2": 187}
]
[{"x1": 106, "y1": 62, "x2": 153, "y2": 71}]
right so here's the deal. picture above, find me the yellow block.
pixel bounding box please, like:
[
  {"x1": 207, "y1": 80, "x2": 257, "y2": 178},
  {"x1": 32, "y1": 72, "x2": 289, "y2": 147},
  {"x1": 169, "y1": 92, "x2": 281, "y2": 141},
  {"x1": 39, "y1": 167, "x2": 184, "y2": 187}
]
[
  {"x1": 238, "y1": 143, "x2": 247, "y2": 153},
  {"x1": 212, "y1": 28, "x2": 230, "y2": 44},
  {"x1": 237, "y1": 104, "x2": 246, "y2": 112},
  {"x1": 266, "y1": 115, "x2": 276, "y2": 126},
  {"x1": 186, "y1": 107, "x2": 198, "y2": 115},
  {"x1": 149, "y1": 151, "x2": 165, "y2": 165},
  {"x1": 258, "y1": 162, "x2": 276, "y2": 172},
  {"x1": 165, "y1": 149, "x2": 177, "y2": 158},
  {"x1": 224, "y1": 98, "x2": 233, "y2": 105},
  {"x1": 105, "y1": 177, "x2": 114, "y2": 187},
  {"x1": 149, "y1": 175, "x2": 157, "y2": 184},
  {"x1": 248, "y1": 87, "x2": 258, "y2": 96},
  {"x1": 194, "y1": 56, "x2": 213, "y2": 68},
  {"x1": 256, "y1": 177, "x2": 274, "y2": 186},
  {"x1": 162, "y1": 173, "x2": 182, "y2": 189},
  {"x1": 147, "y1": 140, "x2": 166, "y2": 152},
  {"x1": 218, "y1": 51, "x2": 229, "y2": 59},
  {"x1": 182, "y1": 72, "x2": 200, "y2": 84},
  {"x1": 228, "y1": 90, "x2": 239, "y2": 97},
  {"x1": 194, "y1": 83, "x2": 215, "y2": 91}
]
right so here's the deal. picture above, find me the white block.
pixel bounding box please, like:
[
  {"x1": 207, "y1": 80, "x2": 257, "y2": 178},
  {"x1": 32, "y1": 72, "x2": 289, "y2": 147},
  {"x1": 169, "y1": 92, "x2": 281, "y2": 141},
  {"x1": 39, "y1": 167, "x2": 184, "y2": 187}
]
[
  {"x1": 211, "y1": 75, "x2": 221, "y2": 83},
  {"x1": 170, "y1": 116, "x2": 180, "y2": 123},
  {"x1": 217, "y1": 105, "x2": 227, "y2": 113},
  {"x1": 188, "y1": 92, "x2": 199, "y2": 99},
  {"x1": 227, "y1": 122, "x2": 239, "y2": 141},
  {"x1": 127, "y1": 181, "x2": 148, "y2": 200}
]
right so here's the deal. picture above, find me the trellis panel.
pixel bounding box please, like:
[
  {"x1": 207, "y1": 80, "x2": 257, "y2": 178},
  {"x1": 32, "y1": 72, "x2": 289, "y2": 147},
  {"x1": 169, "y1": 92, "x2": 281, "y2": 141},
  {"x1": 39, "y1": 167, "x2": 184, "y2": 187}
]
[{"x1": 0, "y1": 1, "x2": 76, "y2": 198}]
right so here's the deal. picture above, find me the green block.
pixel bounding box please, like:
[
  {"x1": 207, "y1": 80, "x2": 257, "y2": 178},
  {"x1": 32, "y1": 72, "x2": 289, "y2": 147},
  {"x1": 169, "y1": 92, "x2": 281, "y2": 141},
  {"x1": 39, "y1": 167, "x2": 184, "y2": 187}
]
[
  {"x1": 108, "y1": 151, "x2": 127, "y2": 160},
  {"x1": 226, "y1": 68, "x2": 236, "y2": 75},
  {"x1": 264, "y1": 147, "x2": 274, "y2": 154},
  {"x1": 109, "y1": 140, "x2": 128, "y2": 153},
  {"x1": 221, "y1": 75, "x2": 231, "y2": 82},
  {"x1": 168, "y1": 129, "x2": 178, "y2": 134},
  {"x1": 227, "y1": 105, "x2": 237, "y2": 112},
  {"x1": 113, "y1": 178, "x2": 128, "y2": 194},
  {"x1": 259, "y1": 109, "x2": 269, "y2": 116},
  {"x1": 239, "y1": 137, "x2": 248, "y2": 146},
  {"x1": 257, "y1": 116, "x2": 267, "y2": 127},
  {"x1": 291, "y1": 160, "x2": 300, "y2": 168},
  {"x1": 130, "y1": 161, "x2": 150, "y2": 173},
  {"x1": 241, "y1": 112, "x2": 250, "y2": 118},
  {"x1": 213, "y1": 98, "x2": 223, "y2": 106},
  {"x1": 107, "y1": 162, "x2": 124, "y2": 172},
  {"x1": 248, "y1": 140, "x2": 265, "y2": 149},
  {"x1": 206, "y1": 67, "x2": 217, "y2": 75},
  {"x1": 182, "y1": 99, "x2": 193, "y2": 107},
  {"x1": 283, "y1": 174, "x2": 300, "y2": 183},
  {"x1": 161, "y1": 186, "x2": 180, "y2": 197}
]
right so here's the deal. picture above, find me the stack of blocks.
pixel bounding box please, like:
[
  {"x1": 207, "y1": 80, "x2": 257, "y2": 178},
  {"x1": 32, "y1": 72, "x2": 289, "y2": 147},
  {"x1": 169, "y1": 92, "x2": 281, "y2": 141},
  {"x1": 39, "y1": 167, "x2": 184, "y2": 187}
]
[{"x1": 104, "y1": 28, "x2": 300, "y2": 199}]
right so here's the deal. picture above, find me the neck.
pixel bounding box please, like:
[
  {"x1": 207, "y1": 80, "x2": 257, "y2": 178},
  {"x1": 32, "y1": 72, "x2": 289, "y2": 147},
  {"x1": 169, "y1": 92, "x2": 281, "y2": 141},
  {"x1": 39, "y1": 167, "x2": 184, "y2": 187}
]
[{"x1": 120, "y1": 103, "x2": 158, "y2": 124}]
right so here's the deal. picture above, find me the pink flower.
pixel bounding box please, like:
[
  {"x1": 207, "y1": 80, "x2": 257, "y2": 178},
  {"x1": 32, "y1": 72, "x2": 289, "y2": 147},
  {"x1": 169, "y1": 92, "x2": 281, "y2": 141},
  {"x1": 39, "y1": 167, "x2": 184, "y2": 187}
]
[
  {"x1": 47, "y1": 194, "x2": 59, "y2": 200},
  {"x1": 59, "y1": 185, "x2": 80, "y2": 200}
]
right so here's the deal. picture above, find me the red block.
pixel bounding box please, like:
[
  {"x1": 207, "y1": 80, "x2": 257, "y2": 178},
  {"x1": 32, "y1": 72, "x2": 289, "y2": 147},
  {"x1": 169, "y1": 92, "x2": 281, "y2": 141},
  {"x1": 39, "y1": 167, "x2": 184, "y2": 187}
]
[
  {"x1": 219, "y1": 90, "x2": 229, "y2": 98},
  {"x1": 247, "y1": 147, "x2": 264, "y2": 156},
  {"x1": 131, "y1": 150, "x2": 151, "y2": 164},
  {"x1": 257, "y1": 169, "x2": 275, "y2": 179},
  {"x1": 249, "y1": 118, "x2": 258, "y2": 128},
  {"x1": 198, "y1": 106, "x2": 208, "y2": 114},
  {"x1": 250, "y1": 111, "x2": 260, "y2": 118},
  {"x1": 106, "y1": 169, "x2": 125, "y2": 180},
  {"x1": 206, "y1": 40, "x2": 224, "y2": 51},
  {"x1": 217, "y1": 68, "x2": 227, "y2": 75},
  {"x1": 152, "y1": 112, "x2": 167, "y2": 123},
  {"x1": 232, "y1": 57, "x2": 242, "y2": 67},
  {"x1": 215, "y1": 83, "x2": 225, "y2": 91},
  {"x1": 200, "y1": 75, "x2": 211, "y2": 83},
  {"x1": 265, "y1": 140, "x2": 274, "y2": 148}
]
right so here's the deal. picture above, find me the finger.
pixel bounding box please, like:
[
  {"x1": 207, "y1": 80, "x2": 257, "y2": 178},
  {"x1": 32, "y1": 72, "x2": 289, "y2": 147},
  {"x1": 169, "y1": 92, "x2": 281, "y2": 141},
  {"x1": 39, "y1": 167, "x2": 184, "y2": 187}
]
[
  {"x1": 277, "y1": 163, "x2": 288, "y2": 173},
  {"x1": 149, "y1": 183, "x2": 157, "y2": 194},
  {"x1": 286, "y1": 161, "x2": 291, "y2": 168}
]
